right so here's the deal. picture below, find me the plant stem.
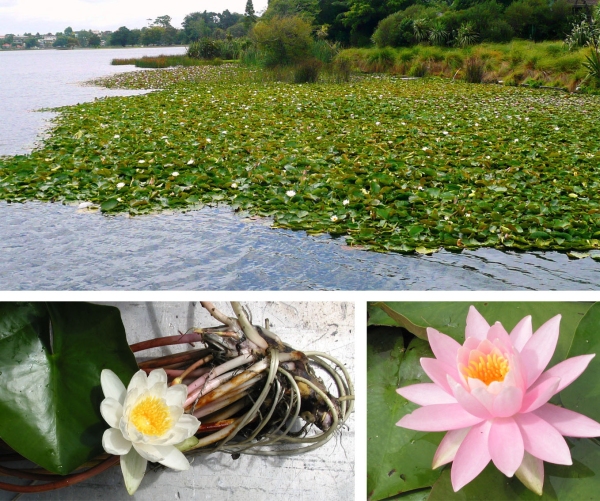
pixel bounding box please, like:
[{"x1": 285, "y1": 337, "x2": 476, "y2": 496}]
[{"x1": 130, "y1": 332, "x2": 204, "y2": 353}]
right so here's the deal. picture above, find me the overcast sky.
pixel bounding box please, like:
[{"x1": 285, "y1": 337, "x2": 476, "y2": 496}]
[{"x1": 0, "y1": 0, "x2": 270, "y2": 35}]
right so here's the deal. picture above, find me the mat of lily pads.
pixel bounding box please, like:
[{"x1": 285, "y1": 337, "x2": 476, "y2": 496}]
[
  {"x1": 2, "y1": 65, "x2": 600, "y2": 255},
  {"x1": 367, "y1": 302, "x2": 600, "y2": 501}
]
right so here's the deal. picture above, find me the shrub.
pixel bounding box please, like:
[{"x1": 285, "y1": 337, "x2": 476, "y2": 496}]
[
  {"x1": 187, "y1": 39, "x2": 219, "y2": 59},
  {"x1": 251, "y1": 15, "x2": 313, "y2": 67},
  {"x1": 331, "y1": 53, "x2": 352, "y2": 82},
  {"x1": 463, "y1": 56, "x2": 485, "y2": 83},
  {"x1": 293, "y1": 59, "x2": 322, "y2": 83},
  {"x1": 312, "y1": 40, "x2": 340, "y2": 64},
  {"x1": 408, "y1": 62, "x2": 428, "y2": 77},
  {"x1": 367, "y1": 48, "x2": 396, "y2": 72},
  {"x1": 429, "y1": 21, "x2": 449, "y2": 46},
  {"x1": 372, "y1": 13, "x2": 415, "y2": 48},
  {"x1": 456, "y1": 22, "x2": 479, "y2": 48}
]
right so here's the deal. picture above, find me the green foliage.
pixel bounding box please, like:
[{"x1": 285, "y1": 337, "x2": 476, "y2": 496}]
[
  {"x1": 251, "y1": 15, "x2": 314, "y2": 66},
  {"x1": 373, "y1": 13, "x2": 415, "y2": 48},
  {"x1": 110, "y1": 26, "x2": 130, "y2": 47},
  {"x1": 293, "y1": 58, "x2": 323, "y2": 82},
  {"x1": 455, "y1": 22, "x2": 478, "y2": 48},
  {"x1": 0, "y1": 303, "x2": 138, "y2": 474},
  {"x1": 4, "y1": 64, "x2": 600, "y2": 254},
  {"x1": 187, "y1": 38, "x2": 219, "y2": 59},
  {"x1": 367, "y1": 47, "x2": 396, "y2": 71},
  {"x1": 463, "y1": 56, "x2": 484, "y2": 82},
  {"x1": 583, "y1": 47, "x2": 600, "y2": 82},
  {"x1": 331, "y1": 53, "x2": 353, "y2": 82},
  {"x1": 429, "y1": 21, "x2": 450, "y2": 47}
]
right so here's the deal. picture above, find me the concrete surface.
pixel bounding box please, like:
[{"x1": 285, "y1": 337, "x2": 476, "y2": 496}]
[{"x1": 0, "y1": 302, "x2": 354, "y2": 501}]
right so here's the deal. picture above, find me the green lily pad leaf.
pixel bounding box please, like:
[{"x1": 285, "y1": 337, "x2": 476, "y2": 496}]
[
  {"x1": 368, "y1": 329, "x2": 443, "y2": 501},
  {"x1": 561, "y1": 302, "x2": 600, "y2": 423},
  {"x1": 567, "y1": 251, "x2": 590, "y2": 260},
  {"x1": 0, "y1": 302, "x2": 139, "y2": 474},
  {"x1": 367, "y1": 302, "x2": 592, "y2": 367},
  {"x1": 415, "y1": 247, "x2": 436, "y2": 255},
  {"x1": 100, "y1": 198, "x2": 119, "y2": 211},
  {"x1": 428, "y1": 437, "x2": 600, "y2": 500}
]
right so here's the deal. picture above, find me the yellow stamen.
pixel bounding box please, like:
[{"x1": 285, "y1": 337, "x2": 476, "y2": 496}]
[
  {"x1": 463, "y1": 353, "x2": 509, "y2": 385},
  {"x1": 130, "y1": 396, "x2": 171, "y2": 436}
]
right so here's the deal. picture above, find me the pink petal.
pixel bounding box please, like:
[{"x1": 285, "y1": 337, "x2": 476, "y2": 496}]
[
  {"x1": 396, "y1": 403, "x2": 484, "y2": 432},
  {"x1": 432, "y1": 428, "x2": 470, "y2": 469},
  {"x1": 471, "y1": 387, "x2": 494, "y2": 414},
  {"x1": 534, "y1": 403, "x2": 600, "y2": 438},
  {"x1": 427, "y1": 328, "x2": 462, "y2": 369},
  {"x1": 451, "y1": 420, "x2": 492, "y2": 491},
  {"x1": 520, "y1": 377, "x2": 560, "y2": 413},
  {"x1": 487, "y1": 322, "x2": 512, "y2": 351},
  {"x1": 515, "y1": 451, "x2": 544, "y2": 496},
  {"x1": 488, "y1": 417, "x2": 524, "y2": 477},
  {"x1": 396, "y1": 383, "x2": 457, "y2": 406},
  {"x1": 492, "y1": 386, "x2": 523, "y2": 418},
  {"x1": 465, "y1": 306, "x2": 490, "y2": 340},
  {"x1": 448, "y1": 377, "x2": 491, "y2": 419},
  {"x1": 510, "y1": 315, "x2": 532, "y2": 352},
  {"x1": 520, "y1": 314, "x2": 561, "y2": 388},
  {"x1": 514, "y1": 412, "x2": 572, "y2": 465},
  {"x1": 530, "y1": 354, "x2": 595, "y2": 395},
  {"x1": 421, "y1": 358, "x2": 455, "y2": 395}
]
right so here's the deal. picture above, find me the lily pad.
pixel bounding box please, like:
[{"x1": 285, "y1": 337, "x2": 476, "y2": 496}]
[{"x1": 0, "y1": 302, "x2": 138, "y2": 474}]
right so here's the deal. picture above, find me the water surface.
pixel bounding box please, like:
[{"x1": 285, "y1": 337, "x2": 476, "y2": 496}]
[
  {"x1": 1, "y1": 48, "x2": 598, "y2": 290},
  {"x1": 0, "y1": 46, "x2": 185, "y2": 155},
  {"x1": 3, "y1": 201, "x2": 598, "y2": 290}
]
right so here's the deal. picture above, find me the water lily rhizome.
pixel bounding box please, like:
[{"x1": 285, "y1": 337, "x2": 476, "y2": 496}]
[{"x1": 0, "y1": 302, "x2": 354, "y2": 495}]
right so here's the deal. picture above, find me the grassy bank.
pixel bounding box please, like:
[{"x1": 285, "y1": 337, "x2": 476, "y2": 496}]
[
  {"x1": 111, "y1": 54, "x2": 230, "y2": 69},
  {"x1": 1, "y1": 64, "x2": 600, "y2": 255},
  {"x1": 340, "y1": 40, "x2": 596, "y2": 92}
]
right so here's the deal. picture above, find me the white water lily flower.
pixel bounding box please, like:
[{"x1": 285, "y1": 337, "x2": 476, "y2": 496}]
[
  {"x1": 343, "y1": 199, "x2": 349, "y2": 206},
  {"x1": 286, "y1": 190, "x2": 296, "y2": 197},
  {"x1": 100, "y1": 369, "x2": 200, "y2": 495},
  {"x1": 172, "y1": 172, "x2": 179, "y2": 177},
  {"x1": 117, "y1": 182, "x2": 125, "y2": 189}
]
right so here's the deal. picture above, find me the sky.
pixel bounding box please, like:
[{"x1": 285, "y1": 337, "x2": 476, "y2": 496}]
[{"x1": 0, "y1": 0, "x2": 269, "y2": 35}]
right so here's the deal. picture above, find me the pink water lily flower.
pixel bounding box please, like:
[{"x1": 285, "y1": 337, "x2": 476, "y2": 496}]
[{"x1": 396, "y1": 306, "x2": 600, "y2": 495}]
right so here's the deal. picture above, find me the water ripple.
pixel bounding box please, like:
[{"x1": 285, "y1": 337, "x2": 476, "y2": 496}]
[{"x1": 1, "y1": 201, "x2": 598, "y2": 290}]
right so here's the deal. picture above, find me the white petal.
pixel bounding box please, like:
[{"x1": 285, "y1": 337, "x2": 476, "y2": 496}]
[
  {"x1": 102, "y1": 428, "x2": 132, "y2": 456},
  {"x1": 100, "y1": 398, "x2": 123, "y2": 429},
  {"x1": 158, "y1": 446, "x2": 191, "y2": 471},
  {"x1": 176, "y1": 413, "x2": 201, "y2": 436},
  {"x1": 133, "y1": 441, "x2": 166, "y2": 462},
  {"x1": 515, "y1": 451, "x2": 544, "y2": 496},
  {"x1": 169, "y1": 405, "x2": 184, "y2": 427},
  {"x1": 147, "y1": 381, "x2": 167, "y2": 400},
  {"x1": 128, "y1": 370, "x2": 148, "y2": 392},
  {"x1": 121, "y1": 447, "x2": 147, "y2": 495},
  {"x1": 166, "y1": 384, "x2": 187, "y2": 407},
  {"x1": 147, "y1": 368, "x2": 168, "y2": 387},
  {"x1": 101, "y1": 369, "x2": 127, "y2": 404}
]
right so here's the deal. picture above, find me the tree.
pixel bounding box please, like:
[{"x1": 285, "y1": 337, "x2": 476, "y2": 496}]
[
  {"x1": 88, "y1": 33, "x2": 101, "y2": 47},
  {"x1": 183, "y1": 12, "x2": 213, "y2": 41},
  {"x1": 128, "y1": 29, "x2": 141, "y2": 46},
  {"x1": 64, "y1": 26, "x2": 73, "y2": 36},
  {"x1": 140, "y1": 26, "x2": 164, "y2": 45},
  {"x1": 24, "y1": 36, "x2": 39, "y2": 49},
  {"x1": 110, "y1": 26, "x2": 131, "y2": 46},
  {"x1": 264, "y1": 0, "x2": 320, "y2": 22},
  {"x1": 53, "y1": 35, "x2": 69, "y2": 48},
  {"x1": 252, "y1": 15, "x2": 314, "y2": 65},
  {"x1": 4, "y1": 34, "x2": 14, "y2": 45}
]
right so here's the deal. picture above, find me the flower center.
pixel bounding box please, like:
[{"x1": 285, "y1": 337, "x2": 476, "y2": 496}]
[
  {"x1": 130, "y1": 396, "x2": 172, "y2": 436},
  {"x1": 464, "y1": 353, "x2": 509, "y2": 385}
]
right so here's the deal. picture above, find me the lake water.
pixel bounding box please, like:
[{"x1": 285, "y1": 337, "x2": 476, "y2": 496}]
[{"x1": 1, "y1": 48, "x2": 598, "y2": 290}]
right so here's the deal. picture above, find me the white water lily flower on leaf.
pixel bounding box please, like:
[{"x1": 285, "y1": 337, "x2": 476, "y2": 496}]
[{"x1": 100, "y1": 369, "x2": 200, "y2": 495}]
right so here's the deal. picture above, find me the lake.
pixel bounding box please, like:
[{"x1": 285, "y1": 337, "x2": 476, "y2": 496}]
[{"x1": 1, "y1": 48, "x2": 598, "y2": 290}]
